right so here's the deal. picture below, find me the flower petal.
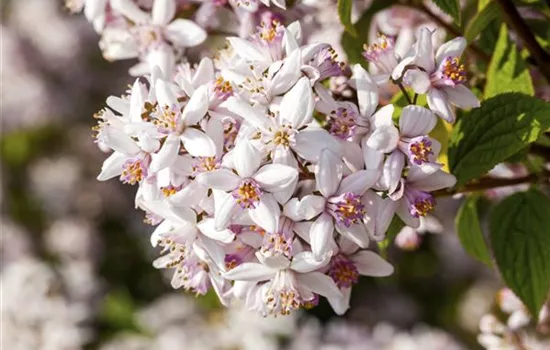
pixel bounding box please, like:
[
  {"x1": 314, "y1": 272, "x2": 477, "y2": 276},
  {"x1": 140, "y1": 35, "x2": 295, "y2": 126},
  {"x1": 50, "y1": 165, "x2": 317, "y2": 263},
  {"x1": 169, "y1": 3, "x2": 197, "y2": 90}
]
[
  {"x1": 253, "y1": 164, "x2": 298, "y2": 193},
  {"x1": 151, "y1": 0, "x2": 176, "y2": 26},
  {"x1": 197, "y1": 169, "x2": 241, "y2": 191},
  {"x1": 165, "y1": 19, "x2": 207, "y2": 47},
  {"x1": 278, "y1": 77, "x2": 313, "y2": 128},
  {"x1": 366, "y1": 125, "x2": 399, "y2": 153},
  {"x1": 249, "y1": 194, "x2": 280, "y2": 233},
  {"x1": 296, "y1": 271, "x2": 342, "y2": 298},
  {"x1": 351, "y1": 251, "x2": 394, "y2": 276},
  {"x1": 294, "y1": 127, "x2": 342, "y2": 162},
  {"x1": 310, "y1": 213, "x2": 335, "y2": 259},
  {"x1": 336, "y1": 222, "x2": 369, "y2": 248},
  {"x1": 97, "y1": 152, "x2": 126, "y2": 181},
  {"x1": 316, "y1": 149, "x2": 343, "y2": 198},
  {"x1": 213, "y1": 190, "x2": 239, "y2": 230},
  {"x1": 327, "y1": 288, "x2": 352, "y2": 315},
  {"x1": 338, "y1": 169, "x2": 379, "y2": 195},
  {"x1": 435, "y1": 37, "x2": 467, "y2": 66},
  {"x1": 291, "y1": 251, "x2": 330, "y2": 273},
  {"x1": 444, "y1": 85, "x2": 481, "y2": 109},
  {"x1": 352, "y1": 64, "x2": 378, "y2": 118},
  {"x1": 270, "y1": 49, "x2": 302, "y2": 96},
  {"x1": 298, "y1": 195, "x2": 326, "y2": 220},
  {"x1": 182, "y1": 84, "x2": 209, "y2": 125},
  {"x1": 427, "y1": 88, "x2": 455, "y2": 123},
  {"x1": 399, "y1": 105, "x2": 436, "y2": 137},
  {"x1": 414, "y1": 28, "x2": 435, "y2": 72},
  {"x1": 233, "y1": 139, "x2": 261, "y2": 178},
  {"x1": 409, "y1": 169, "x2": 457, "y2": 192},
  {"x1": 181, "y1": 128, "x2": 216, "y2": 157},
  {"x1": 403, "y1": 69, "x2": 431, "y2": 94},
  {"x1": 227, "y1": 37, "x2": 265, "y2": 62},
  {"x1": 224, "y1": 262, "x2": 277, "y2": 281},
  {"x1": 150, "y1": 133, "x2": 180, "y2": 172},
  {"x1": 225, "y1": 97, "x2": 269, "y2": 131}
]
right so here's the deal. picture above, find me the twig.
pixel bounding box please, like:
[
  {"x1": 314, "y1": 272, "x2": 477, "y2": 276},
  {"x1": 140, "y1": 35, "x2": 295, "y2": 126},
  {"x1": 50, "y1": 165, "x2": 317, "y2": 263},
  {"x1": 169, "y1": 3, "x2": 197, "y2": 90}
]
[
  {"x1": 412, "y1": 93, "x2": 418, "y2": 105},
  {"x1": 398, "y1": 84, "x2": 413, "y2": 104},
  {"x1": 415, "y1": 3, "x2": 491, "y2": 63},
  {"x1": 432, "y1": 172, "x2": 548, "y2": 197},
  {"x1": 495, "y1": 0, "x2": 550, "y2": 83}
]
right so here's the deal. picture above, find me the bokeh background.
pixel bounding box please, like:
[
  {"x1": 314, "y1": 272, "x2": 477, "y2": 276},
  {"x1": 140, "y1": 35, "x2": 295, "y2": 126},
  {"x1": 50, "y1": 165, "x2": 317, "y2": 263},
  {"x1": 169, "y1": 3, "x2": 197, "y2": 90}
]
[{"x1": 1, "y1": 1, "x2": 504, "y2": 349}]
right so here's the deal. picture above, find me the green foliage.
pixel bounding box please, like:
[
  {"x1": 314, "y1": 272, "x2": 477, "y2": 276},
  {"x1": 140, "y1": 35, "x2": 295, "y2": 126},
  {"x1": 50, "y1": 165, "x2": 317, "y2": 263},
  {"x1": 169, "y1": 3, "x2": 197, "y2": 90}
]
[
  {"x1": 455, "y1": 195, "x2": 492, "y2": 265},
  {"x1": 448, "y1": 93, "x2": 550, "y2": 186},
  {"x1": 464, "y1": 1, "x2": 500, "y2": 42},
  {"x1": 337, "y1": 0, "x2": 357, "y2": 37},
  {"x1": 484, "y1": 25, "x2": 534, "y2": 98},
  {"x1": 490, "y1": 188, "x2": 550, "y2": 317},
  {"x1": 340, "y1": 1, "x2": 396, "y2": 66},
  {"x1": 378, "y1": 216, "x2": 405, "y2": 258},
  {"x1": 99, "y1": 290, "x2": 142, "y2": 333},
  {"x1": 431, "y1": 0, "x2": 461, "y2": 25}
]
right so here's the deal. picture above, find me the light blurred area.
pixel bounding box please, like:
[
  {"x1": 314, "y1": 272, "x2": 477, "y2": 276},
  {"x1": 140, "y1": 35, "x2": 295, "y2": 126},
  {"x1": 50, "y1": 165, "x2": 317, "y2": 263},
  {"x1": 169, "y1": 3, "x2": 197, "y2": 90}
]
[{"x1": 1, "y1": 1, "x2": 499, "y2": 349}]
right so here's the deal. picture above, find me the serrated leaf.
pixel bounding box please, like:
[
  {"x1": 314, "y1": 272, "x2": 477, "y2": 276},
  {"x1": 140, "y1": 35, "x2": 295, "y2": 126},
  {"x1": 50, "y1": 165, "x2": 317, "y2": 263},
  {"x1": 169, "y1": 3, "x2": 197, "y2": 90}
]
[
  {"x1": 456, "y1": 195, "x2": 492, "y2": 265},
  {"x1": 337, "y1": 0, "x2": 357, "y2": 37},
  {"x1": 431, "y1": 0, "x2": 461, "y2": 25},
  {"x1": 448, "y1": 93, "x2": 550, "y2": 186},
  {"x1": 465, "y1": 1, "x2": 500, "y2": 42},
  {"x1": 490, "y1": 188, "x2": 550, "y2": 317},
  {"x1": 341, "y1": 1, "x2": 396, "y2": 66},
  {"x1": 484, "y1": 25, "x2": 534, "y2": 98}
]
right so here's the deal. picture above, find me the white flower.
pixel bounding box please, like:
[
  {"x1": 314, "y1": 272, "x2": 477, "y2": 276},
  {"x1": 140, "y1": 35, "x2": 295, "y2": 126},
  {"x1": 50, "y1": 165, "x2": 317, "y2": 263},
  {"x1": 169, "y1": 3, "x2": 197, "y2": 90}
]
[
  {"x1": 393, "y1": 28, "x2": 480, "y2": 122},
  {"x1": 197, "y1": 139, "x2": 298, "y2": 232}
]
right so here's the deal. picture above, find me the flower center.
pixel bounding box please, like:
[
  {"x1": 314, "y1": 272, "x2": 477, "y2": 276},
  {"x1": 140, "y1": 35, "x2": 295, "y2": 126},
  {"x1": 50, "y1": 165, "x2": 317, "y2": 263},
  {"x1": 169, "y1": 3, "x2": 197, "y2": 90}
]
[
  {"x1": 328, "y1": 192, "x2": 365, "y2": 227},
  {"x1": 154, "y1": 105, "x2": 180, "y2": 133},
  {"x1": 329, "y1": 254, "x2": 359, "y2": 289},
  {"x1": 260, "y1": 232, "x2": 292, "y2": 258},
  {"x1": 224, "y1": 254, "x2": 242, "y2": 270},
  {"x1": 213, "y1": 77, "x2": 233, "y2": 101},
  {"x1": 441, "y1": 56, "x2": 466, "y2": 85},
  {"x1": 309, "y1": 45, "x2": 345, "y2": 80},
  {"x1": 120, "y1": 158, "x2": 147, "y2": 185},
  {"x1": 232, "y1": 179, "x2": 262, "y2": 209},
  {"x1": 409, "y1": 137, "x2": 434, "y2": 165},
  {"x1": 161, "y1": 185, "x2": 179, "y2": 197},
  {"x1": 328, "y1": 107, "x2": 358, "y2": 140},
  {"x1": 256, "y1": 20, "x2": 283, "y2": 44},
  {"x1": 193, "y1": 156, "x2": 220, "y2": 174},
  {"x1": 408, "y1": 191, "x2": 435, "y2": 218},
  {"x1": 265, "y1": 271, "x2": 302, "y2": 316},
  {"x1": 271, "y1": 125, "x2": 295, "y2": 148}
]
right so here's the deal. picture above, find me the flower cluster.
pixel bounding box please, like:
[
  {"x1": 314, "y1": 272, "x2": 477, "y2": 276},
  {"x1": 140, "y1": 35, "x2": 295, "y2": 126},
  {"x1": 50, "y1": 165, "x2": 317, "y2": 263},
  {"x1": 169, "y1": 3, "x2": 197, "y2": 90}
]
[
  {"x1": 65, "y1": 0, "x2": 291, "y2": 77},
  {"x1": 91, "y1": 12, "x2": 472, "y2": 315},
  {"x1": 478, "y1": 288, "x2": 550, "y2": 350}
]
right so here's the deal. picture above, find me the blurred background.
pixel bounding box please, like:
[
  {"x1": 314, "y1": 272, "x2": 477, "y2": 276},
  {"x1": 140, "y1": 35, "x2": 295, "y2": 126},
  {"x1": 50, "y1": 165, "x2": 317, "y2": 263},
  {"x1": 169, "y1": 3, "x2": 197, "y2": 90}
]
[{"x1": 0, "y1": 1, "x2": 506, "y2": 349}]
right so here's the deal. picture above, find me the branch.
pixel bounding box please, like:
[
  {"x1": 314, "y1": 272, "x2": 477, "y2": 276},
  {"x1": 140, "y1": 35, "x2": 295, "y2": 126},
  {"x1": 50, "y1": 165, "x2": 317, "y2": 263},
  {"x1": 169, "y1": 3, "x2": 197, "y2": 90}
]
[
  {"x1": 495, "y1": 0, "x2": 550, "y2": 83},
  {"x1": 432, "y1": 172, "x2": 548, "y2": 197}
]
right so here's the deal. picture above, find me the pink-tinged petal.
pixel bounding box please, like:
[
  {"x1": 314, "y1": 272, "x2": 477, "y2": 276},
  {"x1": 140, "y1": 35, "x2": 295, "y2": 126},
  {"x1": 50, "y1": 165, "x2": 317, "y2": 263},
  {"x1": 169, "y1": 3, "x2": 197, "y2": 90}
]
[
  {"x1": 293, "y1": 221, "x2": 313, "y2": 243},
  {"x1": 110, "y1": 0, "x2": 148, "y2": 23},
  {"x1": 224, "y1": 262, "x2": 277, "y2": 281},
  {"x1": 271, "y1": 49, "x2": 302, "y2": 96},
  {"x1": 278, "y1": 77, "x2": 313, "y2": 128},
  {"x1": 435, "y1": 37, "x2": 467, "y2": 66},
  {"x1": 283, "y1": 28, "x2": 299, "y2": 56},
  {"x1": 100, "y1": 126, "x2": 141, "y2": 155},
  {"x1": 508, "y1": 310, "x2": 531, "y2": 330},
  {"x1": 151, "y1": 0, "x2": 176, "y2": 26},
  {"x1": 147, "y1": 44, "x2": 175, "y2": 80},
  {"x1": 227, "y1": 37, "x2": 265, "y2": 61},
  {"x1": 382, "y1": 152, "x2": 405, "y2": 195},
  {"x1": 338, "y1": 169, "x2": 379, "y2": 195},
  {"x1": 443, "y1": 85, "x2": 481, "y2": 109},
  {"x1": 367, "y1": 125, "x2": 399, "y2": 153},
  {"x1": 375, "y1": 197, "x2": 397, "y2": 241},
  {"x1": 155, "y1": 78, "x2": 178, "y2": 108},
  {"x1": 406, "y1": 163, "x2": 442, "y2": 182},
  {"x1": 150, "y1": 134, "x2": 180, "y2": 172},
  {"x1": 291, "y1": 251, "x2": 330, "y2": 273},
  {"x1": 409, "y1": 170, "x2": 457, "y2": 192},
  {"x1": 392, "y1": 55, "x2": 415, "y2": 80},
  {"x1": 414, "y1": 28, "x2": 435, "y2": 72},
  {"x1": 336, "y1": 222, "x2": 369, "y2": 248},
  {"x1": 272, "y1": 146, "x2": 298, "y2": 168},
  {"x1": 286, "y1": 21, "x2": 302, "y2": 45},
  {"x1": 169, "y1": 181, "x2": 205, "y2": 207},
  {"x1": 84, "y1": 0, "x2": 106, "y2": 21},
  {"x1": 351, "y1": 251, "x2": 394, "y2": 277},
  {"x1": 213, "y1": 190, "x2": 239, "y2": 230},
  {"x1": 310, "y1": 213, "x2": 335, "y2": 259},
  {"x1": 399, "y1": 105, "x2": 436, "y2": 137},
  {"x1": 97, "y1": 152, "x2": 126, "y2": 181},
  {"x1": 403, "y1": 69, "x2": 431, "y2": 94},
  {"x1": 427, "y1": 88, "x2": 455, "y2": 123},
  {"x1": 205, "y1": 119, "x2": 224, "y2": 157},
  {"x1": 196, "y1": 169, "x2": 240, "y2": 191},
  {"x1": 233, "y1": 139, "x2": 261, "y2": 178},
  {"x1": 192, "y1": 58, "x2": 214, "y2": 87},
  {"x1": 327, "y1": 288, "x2": 352, "y2": 315},
  {"x1": 316, "y1": 149, "x2": 343, "y2": 198},
  {"x1": 249, "y1": 194, "x2": 280, "y2": 233},
  {"x1": 137, "y1": 132, "x2": 160, "y2": 153},
  {"x1": 182, "y1": 85, "x2": 209, "y2": 125},
  {"x1": 294, "y1": 127, "x2": 342, "y2": 162},
  {"x1": 271, "y1": 0, "x2": 287, "y2": 10},
  {"x1": 225, "y1": 98, "x2": 269, "y2": 131},
  {"x1": 352, "y1": 64, "x2": 379, "y2": 118},
  {"x1": 253, "y1": 164, "x2": 298, "y2": 193},
  {"x1": 396, "y1": 198, "x2": 420, "y2": 229},
  {"x1": 181, "y1": 128, "x2": 216, "y2": 157},
  {"x1": 165, "y1": 19, "x2": 206, "y2": 48},
  {"x1": 361, "y1": 140, "x2": 384, "y2": 171},
  {"x1": 371, "y1": 104, "x2": 395, "y2": 127},
  {"x1": 298, "y1": 195, "x2": 326, "y2": 220},
  {"x1": 342, "y1": 140, "x2": 365, "y2": 173},
  {"x1": 296, "y1": 271, "x2": 343, "y2": 298},
  {"x1": 256, "y1": 253, "x2": 291, "y2": 270},
  {"x1": 128, "y1": 80, "x2": 145, "y2": 123},
  {"x1": 150, "y1": 220, "x2": 173, "y2": 247}
]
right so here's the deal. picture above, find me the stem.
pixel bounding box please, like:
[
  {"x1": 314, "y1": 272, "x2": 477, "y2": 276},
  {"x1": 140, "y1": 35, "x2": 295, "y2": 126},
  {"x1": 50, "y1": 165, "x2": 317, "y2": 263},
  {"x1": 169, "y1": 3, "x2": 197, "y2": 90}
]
[
  {"x1": 398, "y1": 84, "x2": 413, "y2": 104},
  {"x1": 432, "y1": 172, "x2": 548, "y2": 197},
  {"x1": 412, "y1": 93, "x2": 418, "y2": 105},
  {"x1": 495, "y1": 0, "x2": 550, "y2": 83},
  {"x1": 416, "y1": 4, "x2": 491, "y2": 63}
]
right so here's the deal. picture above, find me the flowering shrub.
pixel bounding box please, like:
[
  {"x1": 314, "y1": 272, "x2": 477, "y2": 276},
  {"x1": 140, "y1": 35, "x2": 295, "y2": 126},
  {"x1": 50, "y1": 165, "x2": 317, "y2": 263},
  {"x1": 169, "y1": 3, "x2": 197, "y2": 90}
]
[{"x1": 76, "y1": 0, "x2": 550, "y2": 331}]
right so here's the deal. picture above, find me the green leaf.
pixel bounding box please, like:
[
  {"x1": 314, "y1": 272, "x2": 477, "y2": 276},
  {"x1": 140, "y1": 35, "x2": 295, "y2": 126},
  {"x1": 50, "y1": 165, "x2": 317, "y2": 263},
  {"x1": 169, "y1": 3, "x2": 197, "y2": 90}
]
[
  {"x1": 456, "y1": 195, "x2": 492, "y2": 265},
  {"x1": 448, "y1": 93, "x2": 550, "y2": 185},
  {"x1": 465, "y1": 1, "x2": 500, "y2": 42},
  {"x1": 490, "y1": 188, "x2": 550, "y2": 317},
  {"x1": 337, "y1": 0, "x2": 357, "y2": 37},
  {"x1": 377, "y1": 216, "x2": 405, "y2": 258},
  {"x1": 341, "y1": 1, "x2": 396, "y2": 66},
  {"x1": 484, "y1": 25, "x2": 534, "y2": 98},
  {"x1": 431, "y1": 0, "x2": 461, "y2": 25}
]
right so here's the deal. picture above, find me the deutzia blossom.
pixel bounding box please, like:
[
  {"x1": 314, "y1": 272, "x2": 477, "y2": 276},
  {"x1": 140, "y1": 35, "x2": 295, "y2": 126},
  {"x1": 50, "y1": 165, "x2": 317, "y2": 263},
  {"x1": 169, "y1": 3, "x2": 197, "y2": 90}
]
[{"x1": 393, "y1": 28, "x2": 480, "y2": 122}]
